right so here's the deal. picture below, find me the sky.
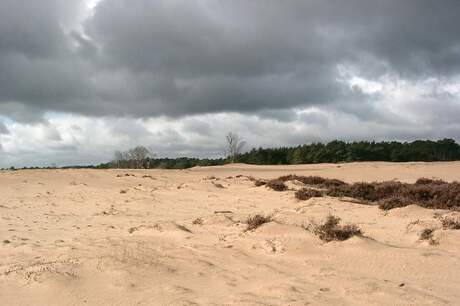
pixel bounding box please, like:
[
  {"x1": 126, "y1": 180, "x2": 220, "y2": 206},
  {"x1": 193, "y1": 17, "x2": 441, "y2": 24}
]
[{"x1": 1, "y1": 0, "x2": 460, "y2": 167}]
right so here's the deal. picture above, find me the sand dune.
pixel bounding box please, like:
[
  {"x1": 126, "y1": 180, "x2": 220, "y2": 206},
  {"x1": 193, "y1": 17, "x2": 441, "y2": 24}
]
[{"x1": 1, "y1": 162, "x2": 460, "y2": 305}]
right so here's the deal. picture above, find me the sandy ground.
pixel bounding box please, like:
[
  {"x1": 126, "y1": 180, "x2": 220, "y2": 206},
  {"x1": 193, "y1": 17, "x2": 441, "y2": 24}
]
[{"x1": 1, "y1": 162, "x2": 460, "y2": 306}]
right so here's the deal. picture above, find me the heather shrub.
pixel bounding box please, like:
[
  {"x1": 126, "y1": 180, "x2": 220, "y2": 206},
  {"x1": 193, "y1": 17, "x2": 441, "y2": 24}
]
[
  {"x1": 310, "y1": 215, "x2": 362, "y2": 242},
  {"x1": 415, "y1": 178, "x2": 447, "y2": 185},
  {"x1": 264, "y1": 174, "x2": 460, "y2": 211},
  {"x1": 322, "y1": 178, "x2": 347, "y2": 187},
  {"x1": 325, "y1": 185, "x2": 349, "y2": 197},
  {"x1": 266, "y1": 179, "x2": 288, "y2": 191},
  {"x1": 295, "y1": 188, "x2": 323, "y2": 200},
  {"x1": 246, "y1": 214, "x2": 271, "y2": 231},
  {"x1": 348, "y1": 182, "x2": 378, "y2": 201},
  {"x1": 419, "y1": 228, "x2": 438, "y2": 244},
  {"x1": 426, "y1": 183, "x2": 460, "y2": 209},
  {"x1": 192, "y1": 218, "x2": 204, "y2": 225},
  {"x1": 373, "y1": 181, "x2": 407, "y2": 199},
  {"x1": 441, "y1": 217, "x2": 460, "y2": 229},
  {"x1": 404, "y1": 184, "x2": 434, "y2": 202},
  {"x1": 419, "y1": 228, "x2": 434, "y2": 241},
  {"x1": 254, "y1": 180, "x2": 267, "y2": 187},
  {"x1": 326, "y1": 182, "x2": 377, "y2": 201},
  {"x1": 278, "y1": 175, "x2": 345, "y2": 188},
  {"x1": 297, "y1": 176, "x2": 327, "y2": 185},
  {"x1": 378, "y1": 195, "x2": 411, "y2": 210}
]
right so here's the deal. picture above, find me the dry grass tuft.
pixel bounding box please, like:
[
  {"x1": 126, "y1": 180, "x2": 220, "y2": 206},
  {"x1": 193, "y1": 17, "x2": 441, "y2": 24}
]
[
  {"x1": 278, "y1": 175, "x2": 346, "y2": 188},
  {"x1": 246, "y1": 214, "x2": 271, "y2": 231},
  {"x1": 128, "y1": 227, "x2": 138, "y2": 234},
  {"x1": 419, "y1": 228, "x2": 438, "y2": 245},
  {"x1": 295, "y1": 188, "x2": 323, "y2": 200},
  {"x1": 441, "y1": 217, "x2": 460, "y2": 230},
  {"x1": 266, "y1": 179, "x2": 288, "y2": 191},
  {"x1": 254, "y1": 180, "x2": 267, "y2": 187},
  {"x1": 192, "y1": 218, "x2": 204, "y2": 225},
  {"x1": 310, "y1": 215, "x2": 362, "y2": 242},
  {"x1": 420, "y1": 228, "x2": 434, "y2": 240}
]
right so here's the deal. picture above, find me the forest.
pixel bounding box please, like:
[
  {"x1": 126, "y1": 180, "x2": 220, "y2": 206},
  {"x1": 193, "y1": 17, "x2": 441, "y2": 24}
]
[{"x1": 95, "y1": 138, "x2": 460, "y2": 169}]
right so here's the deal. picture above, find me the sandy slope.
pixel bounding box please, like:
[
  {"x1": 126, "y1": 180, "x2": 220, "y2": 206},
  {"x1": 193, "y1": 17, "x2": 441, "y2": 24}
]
[{"x1": 1, "y1": 162, "x2": 459, "y2": 305}]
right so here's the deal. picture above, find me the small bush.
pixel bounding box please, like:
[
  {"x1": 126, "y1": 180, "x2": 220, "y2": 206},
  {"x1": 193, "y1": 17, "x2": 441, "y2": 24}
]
[
  {"x1": 348, "y1": 183, "x2": 378, "y2": 201},
  {"x1": 426, "y1": 183, "x2": 460, "y2": 209},
  {"x1": 295, "y1": 188, "x2": 323, "y2": 200},
  {"x1": 373, "y1": 181, "x2": 407, "y2": 199},
  {"x1": 378, "y1": 196, "x2": 410, "y2": 210},
  {"x1": 254, "y1": 180, "x2": 267, "y2": 187},
  {"x1": 322, "y1": 178, "x2": 347, "y2": 187},
  {"x1": 419, "y1": 228, "x2": 438, "y2": 244},
  {"x1": 278, "y1": 175, "x2": 345, "y2": 188},
  {"x1": 420, "y1": 228, "x2": 434, "y2": 241},
  {"x1": 193, "y1": 218, "x2": 204, "y2": 225},
  {"x1": 311, "y1": 215, "x2": 362, "y2": 242},
  {"x1": 266, "y1": 179, "x2": 288, "y2": 191},
  {"x1": 441, "y1": 217, "x2": 460, "y2": 230},
  {"x1": 405, "y1": 185, "x2": 434, "y2": 202},
  {"x1": 246, "y1": 214, "x2": 271, "y2": 231},
  {"x1": 325, "y1": 185, "x2": 349, "y2": 198},
  {"x1": 415, "y1": 178, "x2": 446, "y2": 185},
  {"x1": 326, "y1": 182, "x2": 377, "y2": 201},
  {"x1": 294, "y1": 176, "x2": 326, "y2": 185},
  {"x1": 278, "y1": 174, "x2": 306, "y2": 182}
]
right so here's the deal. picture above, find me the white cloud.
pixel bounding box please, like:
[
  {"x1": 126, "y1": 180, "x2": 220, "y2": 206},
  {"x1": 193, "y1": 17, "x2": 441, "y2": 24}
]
[{"x1": 2, "y1": 104, "x2": 460, "y2": 168}]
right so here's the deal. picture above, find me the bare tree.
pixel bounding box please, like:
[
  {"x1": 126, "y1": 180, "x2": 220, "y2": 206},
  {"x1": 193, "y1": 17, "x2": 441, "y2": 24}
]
[
  {"x1": 113, "y1": 150, "x2": 124, "y2": 168},
  {"x1": 113, "y1": 146, "x2": 154, "y2": 168},
  {"x1": 129, "y1": 146, "x2": 153, "y2": 168},
  {"x1": 226, "y1": 132, "x2": 246, "y2": 163}
]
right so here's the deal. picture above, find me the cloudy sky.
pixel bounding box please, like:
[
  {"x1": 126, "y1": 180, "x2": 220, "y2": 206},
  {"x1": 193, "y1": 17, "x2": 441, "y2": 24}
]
[{"x1": 1, "y1": 0, "x2": 460, "y2": 167}]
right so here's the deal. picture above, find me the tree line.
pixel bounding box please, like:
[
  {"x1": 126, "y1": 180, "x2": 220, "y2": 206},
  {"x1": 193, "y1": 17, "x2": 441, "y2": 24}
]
[{"x1": 95, "y1": 138, "x2": 460, "y2": 169}]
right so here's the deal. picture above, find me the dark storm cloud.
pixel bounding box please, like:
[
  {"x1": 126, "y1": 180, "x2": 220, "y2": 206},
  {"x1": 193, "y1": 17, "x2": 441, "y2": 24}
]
[{"x1": 0, "y1": 0, "x2": 459, "y2": 120}]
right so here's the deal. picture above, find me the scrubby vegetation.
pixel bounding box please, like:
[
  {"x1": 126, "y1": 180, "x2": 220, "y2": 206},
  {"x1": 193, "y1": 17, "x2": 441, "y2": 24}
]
[
  {"x1": 378, "y1": 196, "x2": 408, "y2": 210},
  {"x1": 192, "y1": 218, "x2": 204, "y2": 225},
  {"x1": 415, "y1": 178, "x2": 447, "y2": 185},
  {"x1": 278, "y1": 175, "x2": 346, "y2": 188},
  {"x1": 441, "y1": 217, "x2": 460, "y2": 229},
  {"x1": 254, "y1": 180, "x2": 267, "y2": 187},
  {"x1": 275, "y1": 174, "x2": 460, "y2": 211},
  {"x1": 295, "y1": 188, "x2": 324, "y2": 200},
  {"x1": 420, "y1": 228, "x2": 434, "y2": 241},
  {"x1": 265, "y1": 179, "x2": 288, "y2": 191},
  {"x1": 246, "y1": 214, "x2": 272, "y2": 231},
  {"x1": 308, "y1": 215, "x2": 362, "y2": 242},
  {"x1": 419, "y1": 228, "x2": 438, "y2": 245}
]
